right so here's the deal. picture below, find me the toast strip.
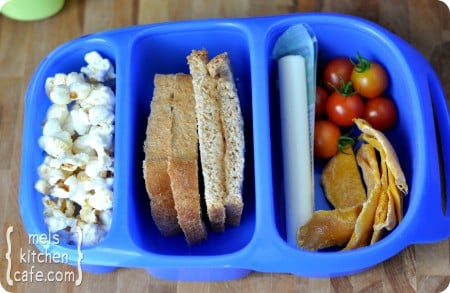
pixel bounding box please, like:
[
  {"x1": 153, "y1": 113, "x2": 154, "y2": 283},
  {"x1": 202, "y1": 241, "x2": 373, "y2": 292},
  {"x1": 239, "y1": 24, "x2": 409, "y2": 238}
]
[
  {"x1": 168, "y1": 74, "x2": 207, "y2": 244},
  {"x1": 207, "y1": 53, "x2": 245, "y2": 225},
  {"x1": 143, "y1": 74, "x2": 181, "y2": 236},
  {"x1": 187, "y1": 49, "x2": 227, "y2": 232}
]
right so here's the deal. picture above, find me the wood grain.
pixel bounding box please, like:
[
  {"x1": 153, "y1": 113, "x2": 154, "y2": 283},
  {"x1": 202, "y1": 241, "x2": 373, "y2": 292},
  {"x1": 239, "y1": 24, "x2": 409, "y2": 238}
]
[{"x1": 1, "y1": 0, "x2": 449, "y2": 292}]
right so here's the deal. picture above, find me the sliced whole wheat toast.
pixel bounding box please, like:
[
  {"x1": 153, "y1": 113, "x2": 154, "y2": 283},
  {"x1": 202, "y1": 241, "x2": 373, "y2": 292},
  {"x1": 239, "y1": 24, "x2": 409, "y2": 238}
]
[{"x1": 187, "y1": 49, "x2": 245, "y2": 230}]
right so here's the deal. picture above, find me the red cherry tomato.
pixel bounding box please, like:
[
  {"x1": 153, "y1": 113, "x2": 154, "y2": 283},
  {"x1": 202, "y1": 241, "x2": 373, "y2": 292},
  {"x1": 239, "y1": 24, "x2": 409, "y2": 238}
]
[
  {"x1": 363, "y1": 96, "x2": 398, "y2": 130},
  {"x1": 351, "y1": 54, "x2": 388, "y2": 98},
  {"x1": 326, "y1": 91, "x2": 364, "y2": 127},
  {"x1": 323, "y1": 58, "x2": 354, "y2": 93},
  {"x1": 314, "y1": 120, "x2": 341, "y2": 159},
  {"x1": 315, "y1": 85, "x2": 329, "y2": 119}
]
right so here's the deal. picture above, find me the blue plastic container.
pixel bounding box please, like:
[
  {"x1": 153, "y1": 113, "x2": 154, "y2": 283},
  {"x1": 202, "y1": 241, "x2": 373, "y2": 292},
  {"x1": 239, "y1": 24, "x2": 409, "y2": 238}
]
[{"x1": 19, "y1": 13, "x2": 450, "y2": 281}]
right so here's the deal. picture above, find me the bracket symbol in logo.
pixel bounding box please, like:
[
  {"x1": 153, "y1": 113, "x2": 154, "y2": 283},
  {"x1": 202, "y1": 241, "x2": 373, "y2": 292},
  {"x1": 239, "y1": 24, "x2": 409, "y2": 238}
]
[
  {"x1": 5, "y1": 226, "x2": 13, "y2": 287},
  {"x1": 75, "y1": 227, "x2": 83, "y2": 286}
]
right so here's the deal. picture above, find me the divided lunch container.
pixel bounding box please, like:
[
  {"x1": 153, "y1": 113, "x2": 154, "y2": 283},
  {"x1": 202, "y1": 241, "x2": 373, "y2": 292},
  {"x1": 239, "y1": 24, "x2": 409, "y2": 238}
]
[{"x1": 19, "y1": 13, "x2": 450, "y2": 280}]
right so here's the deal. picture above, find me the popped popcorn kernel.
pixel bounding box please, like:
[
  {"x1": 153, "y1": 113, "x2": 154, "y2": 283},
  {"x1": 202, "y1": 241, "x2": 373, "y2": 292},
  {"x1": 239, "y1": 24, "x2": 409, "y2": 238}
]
[
  {"x1": 81, "y1": 51, "x2": 116, "y2": 83},
  {"x1": 46, "y1": 104, "x2": 69, "y2": 124},
  {"x1": 49, "y1": 84, "x2": 71, "y2": 105},
  {"x1": 69, "y1": 81, "x2": 92, "y2": 101}
]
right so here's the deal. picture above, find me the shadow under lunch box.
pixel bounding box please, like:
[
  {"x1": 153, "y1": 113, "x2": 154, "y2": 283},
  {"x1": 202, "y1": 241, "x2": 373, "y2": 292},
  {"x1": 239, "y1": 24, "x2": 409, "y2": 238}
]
[{"x1": 19, "y1": 13, "x2": 450, "y2": 281}]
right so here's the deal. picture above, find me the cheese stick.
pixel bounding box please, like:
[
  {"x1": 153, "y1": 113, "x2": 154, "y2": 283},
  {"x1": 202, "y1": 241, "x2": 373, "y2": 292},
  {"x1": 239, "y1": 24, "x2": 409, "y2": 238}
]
[{"x1": 278, "y1": 55, "x2": 314, "y2": 246}]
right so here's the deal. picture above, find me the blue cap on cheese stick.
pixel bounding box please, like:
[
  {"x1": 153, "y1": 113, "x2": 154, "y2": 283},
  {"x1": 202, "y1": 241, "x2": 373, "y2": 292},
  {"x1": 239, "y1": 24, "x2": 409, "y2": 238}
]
[{"x1": 272, "y1": 24, "x2": 318, "y2": 247}]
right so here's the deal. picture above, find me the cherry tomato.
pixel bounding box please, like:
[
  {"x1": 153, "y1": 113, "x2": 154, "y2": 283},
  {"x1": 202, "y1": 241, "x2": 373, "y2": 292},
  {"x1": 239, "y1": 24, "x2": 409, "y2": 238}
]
[
  {"x1": 315, "y1": 85, "x2": 329, "y2": 119},
  {"x1": 363, "y1": 96, "x2": 397, "y2": 130},
  {"x1": 351, "y1": 54, "x2": 388, "y2": 98},
  {"x1": 314, "y1": 120, "x2": 341, "y2": 159},
  {"x1": 326, "y1": 91, "x2": 364, "y2": 127},
  {"x1": 323, "y1": 58, "x2": 354, "y2": 93}
]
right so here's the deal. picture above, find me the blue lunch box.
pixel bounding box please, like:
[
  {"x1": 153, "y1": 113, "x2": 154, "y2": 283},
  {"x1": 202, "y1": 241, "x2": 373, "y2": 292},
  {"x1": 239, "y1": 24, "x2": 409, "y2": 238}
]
[{"x1": 19, "y1": 13, "x2": 450, "y2": 281}]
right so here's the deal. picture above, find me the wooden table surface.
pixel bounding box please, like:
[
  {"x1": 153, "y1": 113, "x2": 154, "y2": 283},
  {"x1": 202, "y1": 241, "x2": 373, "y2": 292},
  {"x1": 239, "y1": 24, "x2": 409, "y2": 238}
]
[{"x1": 1, "y1": 0, "x2": 449, "y2": 292}]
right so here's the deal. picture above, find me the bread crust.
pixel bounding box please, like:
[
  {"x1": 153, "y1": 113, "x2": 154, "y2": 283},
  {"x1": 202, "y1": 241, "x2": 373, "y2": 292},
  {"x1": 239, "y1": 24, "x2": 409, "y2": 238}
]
[
  {"x1": 143, "y1": 74, "x2": 181, "y2": 236},
  {"x1": 143, "y1": 160, "x2": 181, "y2": 236},
  {"x1": 168, "y1": 158, "x2": 207, "y2": 244}
]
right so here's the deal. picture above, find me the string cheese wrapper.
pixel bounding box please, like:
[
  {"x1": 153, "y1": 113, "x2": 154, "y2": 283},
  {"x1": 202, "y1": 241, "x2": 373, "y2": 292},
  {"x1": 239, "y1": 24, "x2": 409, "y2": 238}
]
[
  {"x1": 272, "y1": 24, "x2": 318, "y2": 247},
  {"x1": 278, "y1": 55, "x2": 314, "y2": 246}
]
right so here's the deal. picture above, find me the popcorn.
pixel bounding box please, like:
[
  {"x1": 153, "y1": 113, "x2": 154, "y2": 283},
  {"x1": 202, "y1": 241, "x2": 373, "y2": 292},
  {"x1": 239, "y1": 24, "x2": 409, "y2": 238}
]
[
  {"x1": 42, "y1": 118, "x2": 63, "y2": 136},
  {"x1": 49, "y1": 84, "x2": 71, "y2": 105},
  {"x1": 66, "y1": 72, "x2": 85, "y2": 86},
  {"x1": 87, "y1": 180, "x2": 113, "y2": 211},
  {"x1": 45, "y1": 214, "x2": 77, "y2": 233},
  {"x1": 42, "y1": 197, "x2": 78, "y2": 233},
  {"x1": 61, "y1": 114, "x2": 75, "y2": 137},
  {"x1": 52, "y1": 175, "x2": 78, "y2": 199},
  {"x1": 79, "y1": 205, "x2": 98, "y2": 224},
  {"x1": 58, "y1": 153, "x2": 90, "y2": 172},
  {"x1": 79, "y1": 84, "x2": 115, "y2": 110},
  {"x1": 35, "y1": 179, "x2": 50, "y2": 195},
  {"x1": 81, "y1": 51, "x2": 116, "y2": 83},
  {"x1": 73, "y1": 134, "x2": 97, "y2": 157},
  {"x1": 70, "y1": 180, "x2": 91, "y2": 207},
  {"x1": 46, "y1": 104, "x2": 69, "y2": 124},
  {"x1": 69, "y1": 81, "x2": 92, "y2": 101},
  {"x1": 38, "y1": 135, "x2": 72, "y2": 158},
  {"x1": 37, "y1": 158, "x2": 67, "y2": 186},
  {"x1": 89, "y1": 124, "x2": 114, "y2": 150},
  {"x1": 45, "y1": 73, "x2": 67, "y2": 96},
  {"x1": 36, "y1": 51, "x2": 115, "y2": 246},
  {"x1": 70, "y1": 106, "x2": 91, "y2": 135},
  {"x1": 88, "y1": 105, "x2": 114, "y2": 126}
]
